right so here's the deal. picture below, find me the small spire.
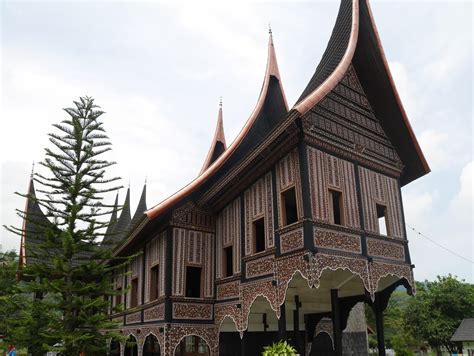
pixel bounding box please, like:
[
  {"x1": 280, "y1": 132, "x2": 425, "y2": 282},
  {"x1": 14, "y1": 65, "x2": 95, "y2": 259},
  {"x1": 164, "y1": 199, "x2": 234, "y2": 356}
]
[
  {"x1": 144, "y1": 176, "x2": 148, "y2": 185},
  {"x1": 30, "y1": 161, "x2": 35, "y2": 178},
  {"x1": 268, "y1": 23, "x2": 272, "y2": 35},
  {"x1": 199, "y1": 101, "x2": 227, "y2": 175}
]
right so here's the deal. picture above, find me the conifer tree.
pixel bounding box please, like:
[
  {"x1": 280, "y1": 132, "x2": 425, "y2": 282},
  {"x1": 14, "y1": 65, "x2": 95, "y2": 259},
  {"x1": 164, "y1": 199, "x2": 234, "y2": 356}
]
[{"x1": 6, "y1": 97, "x2": 129, "y2": 355}]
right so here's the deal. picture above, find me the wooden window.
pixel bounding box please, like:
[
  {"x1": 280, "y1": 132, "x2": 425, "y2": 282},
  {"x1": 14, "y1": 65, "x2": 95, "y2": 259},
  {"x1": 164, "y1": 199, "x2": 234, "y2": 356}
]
[
  {"x1": 253, "y1": 218, "x2": 265, "y2": 253},
  {"x1": 185, "y1": 267, "x2": 201, "y2": 298},
  {"x1": 329, "y1": 190, "x2": 343, "y2": 225},
  {"x1": 150, "y1": 265, "x2": 159, "y2": 301},
  {"x1": 376, "y1": 204, "x2": 388, "y2": 236},
  {"x1": 130, "y1": 278, "x2": 138, "y2": 308},
  {"x1": 115, "y1": 287, "x2": 122, "y2": 306},
  {"x1": 281, "y1": 186, "x2": 298, "y2": 226},
  {"x1": 223, "y1": 246, "x2": 233, "y2": 277}
]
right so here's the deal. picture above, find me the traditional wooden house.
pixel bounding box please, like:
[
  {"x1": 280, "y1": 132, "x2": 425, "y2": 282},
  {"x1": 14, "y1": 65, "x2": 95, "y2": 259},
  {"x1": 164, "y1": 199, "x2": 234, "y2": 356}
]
[{"x1": 20, "y1": 0, "x2": 430, "y2": 355}]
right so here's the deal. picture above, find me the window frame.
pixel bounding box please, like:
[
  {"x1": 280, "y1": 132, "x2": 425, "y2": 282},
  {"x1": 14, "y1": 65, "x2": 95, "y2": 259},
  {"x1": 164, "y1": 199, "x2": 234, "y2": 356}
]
[{"x1": 281, "y1": 185, "x2": 299, "y2": 227}]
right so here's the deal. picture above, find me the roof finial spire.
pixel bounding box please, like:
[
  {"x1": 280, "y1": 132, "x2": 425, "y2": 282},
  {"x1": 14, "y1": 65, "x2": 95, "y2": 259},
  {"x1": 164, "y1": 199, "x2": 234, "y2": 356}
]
[
  {"x1": 30, "y1": 161, "x2": 35, "y2": 178},
  {"x1": 268, "y1": 23, "x2": 272, "y2": 35},
  {"x1": 219, "y1": 96, "x2": 222, "y2": 108},
  {"x1": 145, "y1": 176, "x2": 148, "y2": 185}
]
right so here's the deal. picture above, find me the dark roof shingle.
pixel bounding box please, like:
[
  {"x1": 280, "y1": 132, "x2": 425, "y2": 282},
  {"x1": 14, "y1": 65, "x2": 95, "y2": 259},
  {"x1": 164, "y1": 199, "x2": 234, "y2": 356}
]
[{"x1": 451, "y1": 319, "x2": 474, "y2": 342}]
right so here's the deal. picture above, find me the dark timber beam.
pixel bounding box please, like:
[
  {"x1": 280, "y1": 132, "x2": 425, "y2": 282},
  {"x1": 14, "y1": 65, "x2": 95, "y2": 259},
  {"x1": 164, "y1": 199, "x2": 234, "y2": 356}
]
[
  {"x1": 374, "y1": 293, "x2": 386, "y2": 356},
  {"x1": 331, "y1": 289, "x2": 343, "y2": 356},
  {"x1": 294, "y1": 295, "x2": 302, "y2": 353},
  {"x1": 278, "y1": 303, "x2": 287, "y2": 340},
  {"x1": 241, "y1": 330, "x2": 247, "y2": 356}
]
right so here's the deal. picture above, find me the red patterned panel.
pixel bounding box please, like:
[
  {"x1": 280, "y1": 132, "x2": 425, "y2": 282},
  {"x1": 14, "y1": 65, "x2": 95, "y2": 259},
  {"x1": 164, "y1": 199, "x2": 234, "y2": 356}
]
[
  {"x1": 367, "y1": 238, "x2": 405, "y2": 261},
  {"x1": 173, "y1": 303, "x2": 213, "y2": 320},
  {"x1": 144, "y1": 303, "x2": 165, "y2": 321},
  {"x1": 359, "y1": 167, "x2": 404, "y2": 238},
  {"x1": 172, "y1": 228, "x2": 186, "y2": 296},
  {"x1": 216, "y1": 280, "x2": 240, "y2": 300},
  {"x1": 280, "y1": 228, "x2": 304, "y2": 253},
  {"x1": 245, "y1": 255, "x2": 274, "y2": 278},
  {"x1": 314, "y1": 227, "x2": 361, "y2": 253}
]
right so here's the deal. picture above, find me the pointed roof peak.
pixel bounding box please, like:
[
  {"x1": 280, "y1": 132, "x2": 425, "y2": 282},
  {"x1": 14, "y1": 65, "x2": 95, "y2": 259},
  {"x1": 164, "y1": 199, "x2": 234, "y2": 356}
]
[
  {"x1": 130, "y1": 182, "x2": 147, "y2": 230},
  {"x1": 199, "y1": 102, "x2": 227, "y2": 175},
  {"x1": 266, "y1": 27, "x2": 282, "y2": 81}
]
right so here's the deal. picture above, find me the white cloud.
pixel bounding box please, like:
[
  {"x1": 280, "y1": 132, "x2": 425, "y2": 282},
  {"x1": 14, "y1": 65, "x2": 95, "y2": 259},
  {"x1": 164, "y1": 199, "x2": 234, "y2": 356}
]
[
  {"x1": 449, "y1": 161, "x2": 474, "y2": 224},
  {"x1": 402, "y1": 190, "x2": 434, "y2": 224},
  {"x1": 418, "y1": 129, "x2": 470, "y2": 172}
]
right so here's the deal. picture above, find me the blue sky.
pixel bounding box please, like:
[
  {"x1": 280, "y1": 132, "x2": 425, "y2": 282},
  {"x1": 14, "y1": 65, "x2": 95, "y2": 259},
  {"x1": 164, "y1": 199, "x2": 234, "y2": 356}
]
[{"x1": 0, "y1": 1, "x2": 472, "y2": 282}]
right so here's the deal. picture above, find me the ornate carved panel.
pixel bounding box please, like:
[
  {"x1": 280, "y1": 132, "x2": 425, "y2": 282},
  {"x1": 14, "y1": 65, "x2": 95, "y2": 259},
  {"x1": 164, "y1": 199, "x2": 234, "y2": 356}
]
[
  {"x1": 314, "y1": 227, "x2": 361, "y2": 253},
  {"x1": 244, "y1": 173, "x2": 274, "y2": 255},
  {"x1": 171, "y1": 201, "x2": 214, "y2": 232},
  {"x1": 172, "y1": 228, "x2": 214, "y2": 298},
  {"x1": 216, "y1": 280, "x2": 240, "y2": 300},
  {"x1": 144, "y1": 303, "x2": 165, "y2": 321},
  {"x1": 274, "y1": 252, "x2": 311, "y2": 307},
  {"x1": 203, "y1": 233, "x2": 215, "y2": 298},
  {"x1": 369, "y1": 261, "x2": 415, "y2": 297},
  {"x1": 126, "y1": 254, "x2": 143, "y2": 309},
  {"x1": 367, "y1": 238, "x2": 405, "y2": 261},
  {"x1": 276, "y1": 149, "x2": 304, "y2": 227},
  {"x1": 187, "y1": 231, "x2": 203, "y2": 265},
  {"x1": 173, "y1": 302, "x2": 213, "y2": 320},
  {"x1": 359, "y1": 167, "x2": 404, "y2": 238},
  {"x1": 280, "y1": 227, "x2": 304, "y2": 253},
  {"x1": 241, "y1": 279, "x2": 279, "y2": 330},
  {"x1": 215, "y1": 302, "x2": 243, "y2": 332},
  {"x1": 245, "y1": 255, "x2": 274, "y2": 279},
  {"x1": 307, "y1": 147, "x2": 360, "y2": 228},
  {"x1": 125, "y1": 311, "x2": 141, "y2": 324},
  {"x1": 310, "y1": 253, "x2": 371, "y2": 293},
  {"x1": 303, "y1": 64, "x2": 403, "y2": 171},
  {"x1": 172, "y1": 228, "x2": 186, "y2": 296},
  {"x1": 216, "y1": 198, "x2": 241, "y2": 278},
  {"x1": 145, "y1": 232, "x2": 166, "y2": 303}
]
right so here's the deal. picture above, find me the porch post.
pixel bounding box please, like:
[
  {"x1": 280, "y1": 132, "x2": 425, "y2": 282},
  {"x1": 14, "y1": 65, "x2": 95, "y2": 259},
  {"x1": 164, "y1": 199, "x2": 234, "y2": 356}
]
[
  {"x1": 294, "y1": 295, "x2": 302, "y2": 353},
  {"x1": 241, "y1": 330, "x2": 247, "y2": 356},
  {"x1": 374, "y1": 293, "x2": 386, "y2": 356},
  {"x1": 330, "y1": 289, "x2": 342, "y2": 356},
  {"x1": 278, "y1": 302, "x2": 287, "y2": 340}
]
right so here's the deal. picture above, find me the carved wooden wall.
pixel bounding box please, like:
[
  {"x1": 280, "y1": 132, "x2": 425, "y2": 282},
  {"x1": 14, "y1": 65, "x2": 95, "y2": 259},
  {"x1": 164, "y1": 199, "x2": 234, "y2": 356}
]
[
  {"x1": 303, "y1": 64, "x2": 402, "y2": 174},
  {"x1": 275, "y1": 148, "x2": 304, "y2": 228},
  {"x1": 172, "y1": 227, "x2": 215, "y2": 298},
  {"x1": 126, "y1": 254, "x2": 143, "y2": 308},
  {"x1": 144, "y1": 232, "x2": 166, "y2": 303},
  {"x1": 307, "y1": 147, "x2": 360, "y2": 229},
  {"x1": 216, "y1": 198, "x2": 241, "y2": 278},
  {"x1": 359, "y1": 167, "x2": 404, "y2": 238},
  {"x1": 244, "y1": 173, "x2": 274, "y2": 255}
]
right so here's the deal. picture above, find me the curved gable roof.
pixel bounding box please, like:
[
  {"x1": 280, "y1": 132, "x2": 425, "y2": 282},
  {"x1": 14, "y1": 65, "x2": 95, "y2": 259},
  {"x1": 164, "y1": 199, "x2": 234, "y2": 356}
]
[
  {"x1": 144, "y1": 32, "x2": 287, "y2": 221},
  {"x1": 199, "y1": 103, "x2": 227, "y2": 175},
  {"x1": 294, "y1": 0, "x2": 429, "y2": 185}
]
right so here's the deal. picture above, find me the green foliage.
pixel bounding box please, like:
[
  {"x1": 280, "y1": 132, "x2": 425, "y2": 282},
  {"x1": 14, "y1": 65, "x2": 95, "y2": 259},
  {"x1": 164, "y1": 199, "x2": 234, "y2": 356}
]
[
  {"x1": 366, "y1": 276, "x2": 474, "y2": 355},
  {"x1": 4, "y1": 97, "x2": 130, "y2": 355},
  {"x1": 0, "y1": 251, "x2": 21, "y2": 341},
  {"x1": 262, "y1": 340, "x2": 297, "y2": 356},
  {"x1": 403, "y1": 275, "x2": 474, "y2": 354}
]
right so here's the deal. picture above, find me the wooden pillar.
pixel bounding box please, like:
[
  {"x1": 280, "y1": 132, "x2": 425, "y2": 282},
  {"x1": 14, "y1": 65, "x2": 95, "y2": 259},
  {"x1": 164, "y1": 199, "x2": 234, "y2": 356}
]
[
  {"x1": 331, "y1": 289, "x2": 342, "y2": 356},
  {"x1": 294, "y1": 296, "x2": 302, "y2": 353},
  {"x1": 374, "y1": 294, "x2": 386, "y2": 356},
  {"x1": 278, "y1": 302, "x2": 287, "y2": 340},
  {"x1": 241, "y1": 330, "x2": 247, "y2": 356}
]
